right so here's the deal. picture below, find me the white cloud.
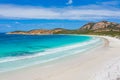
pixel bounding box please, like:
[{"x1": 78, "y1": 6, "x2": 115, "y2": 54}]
[
  {"x1": 6, "y1": 25, "x2": 11, "y2": 28},
  {"x1": 66, "y1": 0, "x2": 73, "y2": 5},
  {"x1": 15, "y1": 21, "x2": 20, "y2": 24},
  {"x1": 0, "y1": 4, "x2": 120, "y2": 20},
  {"x1": 100, "y1": 1, "x2": 120, "y2": 6}
]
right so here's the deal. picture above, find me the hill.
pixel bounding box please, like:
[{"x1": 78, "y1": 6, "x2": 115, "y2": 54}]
[
  {"x1": 78, "y1": 21, "x2": 120, "y2": 37},
  {"x1": 7, "y1": 21, "x2": 120, "y2": 38}
]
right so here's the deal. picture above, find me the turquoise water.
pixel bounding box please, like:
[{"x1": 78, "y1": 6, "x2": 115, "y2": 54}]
[{"x1": 0, "y1": 33, "x2": 103, "y2": 72}]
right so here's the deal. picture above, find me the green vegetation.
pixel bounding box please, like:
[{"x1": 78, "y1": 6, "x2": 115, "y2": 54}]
[
  {"x1": 8, "y1": 21, "x2": 120, "y2": 38},
  {"x1": 54, "y1": 30, "x2": 120, "y2": 38},
  {"x1": 79, "y1": 31, "x2": 120, "y2": 37}
]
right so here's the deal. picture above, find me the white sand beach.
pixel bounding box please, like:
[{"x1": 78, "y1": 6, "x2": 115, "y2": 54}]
[{"x1": 0, "y1": 36, "x2": 120, "y2": 80}]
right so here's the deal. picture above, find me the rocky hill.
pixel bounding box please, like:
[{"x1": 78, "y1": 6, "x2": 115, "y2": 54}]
[
  {"x1": 78, "y1": 21, "x2": 120, "y2": 38},
  {"x1": 7, "y1": 21, "x2": 120, "y2": 37},
  {"x1": 7, "y1": 28, "x2": 67, "y2": 35},
  {"x1": 80, "y1": 21, "x2": 120, "y2": 32}
]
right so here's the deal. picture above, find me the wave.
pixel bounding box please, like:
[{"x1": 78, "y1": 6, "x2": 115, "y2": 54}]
[{"x1": 0, "y1": 37, "x2": 103, "y2": 64}]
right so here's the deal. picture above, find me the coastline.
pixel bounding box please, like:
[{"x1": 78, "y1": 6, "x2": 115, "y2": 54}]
[{"x1": 0, "y1": 36, "x2": 120, "y2": 80}]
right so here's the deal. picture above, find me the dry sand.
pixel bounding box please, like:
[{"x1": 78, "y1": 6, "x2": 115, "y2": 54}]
[{"x1": 0, "y1": 36, "x2": 120, "y2": 80}]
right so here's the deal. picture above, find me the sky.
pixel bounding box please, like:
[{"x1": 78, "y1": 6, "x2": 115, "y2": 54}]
[{"x1": 0, "y1": 0, "x2": 120, "y2": 32}]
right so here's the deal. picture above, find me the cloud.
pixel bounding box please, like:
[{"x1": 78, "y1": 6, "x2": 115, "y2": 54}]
[
  {"x1": 66, "y1": 0, "x2": 73, "y2": 5},
  {"x1": 100, "y1": 1, "x2": 120, "y2": 6},
  {"x1": 0, "y1": 4, "x2": 120, "y2": 20},
  {"x1": 15, "y1": 21, "x2": 20, "y2": 24},
  {"x1": 6, "y1": 25, "x2": 11, "y2": 28}
]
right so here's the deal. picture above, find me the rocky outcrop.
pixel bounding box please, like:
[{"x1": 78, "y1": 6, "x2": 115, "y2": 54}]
[
  {"x1": 80, "y1": 22, "x2": 95, "y2": 30},
  {"x1": 80, "y1": 21, "x2": 120, "y2": 32},
  {"x1": 7, "y1": 21, "x2": 120, "y2": 35},
  {"x1": 27, "y1": 29, "x2": 53, "y2": 35},
  {"x1": 7, "y1": 28, "x2": 66, "y2": 35},
  {"x1": 7, "y1": 31, "x2": 27, "y2": 34}
]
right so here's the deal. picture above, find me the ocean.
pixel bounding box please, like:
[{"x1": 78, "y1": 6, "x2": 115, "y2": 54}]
[{"x1": 0, "y1": 33, "x2": 103, "y2": 72}]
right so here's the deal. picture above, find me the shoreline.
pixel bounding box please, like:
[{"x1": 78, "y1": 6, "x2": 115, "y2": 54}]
[
  {"x1": 0, "y1": 35, "x2": 101, "y2": 73},
  {"x1": 0, "y1": 36, "x2": 120, "y2": 80}
]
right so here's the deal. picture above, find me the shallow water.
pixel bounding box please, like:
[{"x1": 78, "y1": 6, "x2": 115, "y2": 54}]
[{"x1": 0, "y1": 33, "x2": 103, "y2": 72}]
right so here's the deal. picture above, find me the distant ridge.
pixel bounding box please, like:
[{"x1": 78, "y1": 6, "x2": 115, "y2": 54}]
[
  {"x1": 7, "y1": 21, "x2": 120, "y2": 37},
  {"x1": 7, "y1": 28, "x2": 67, "y2": 35}
]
